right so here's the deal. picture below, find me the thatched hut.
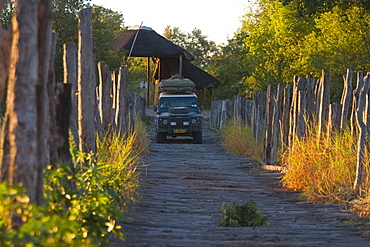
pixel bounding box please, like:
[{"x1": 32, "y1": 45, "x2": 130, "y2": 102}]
[{"x1": 114, "y1": 26, "x2": 220, "y2": 105}]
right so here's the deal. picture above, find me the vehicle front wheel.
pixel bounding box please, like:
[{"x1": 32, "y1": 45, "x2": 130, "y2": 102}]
[
  {"x1": 156, "y1": 133, "x2": 166, "y2": 143},
  {"x1": 192, "y1": 131, "x2": 202, "y2": 144}
]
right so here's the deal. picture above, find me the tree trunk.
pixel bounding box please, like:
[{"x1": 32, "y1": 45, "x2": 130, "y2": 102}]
[{"x1": 78, "y1": 8, "x2": 96, "y2": 154}]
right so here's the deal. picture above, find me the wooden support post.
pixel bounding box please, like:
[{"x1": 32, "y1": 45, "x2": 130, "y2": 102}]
[{"x1": 147, "y1": 57, "x2": 150, "y2": 107}]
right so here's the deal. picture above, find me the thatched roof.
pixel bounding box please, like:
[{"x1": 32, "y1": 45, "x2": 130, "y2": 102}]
[
  {"x1": 114, "y1": 26, "x2": 194, "y2": 61},
  {"x1": 182, "y1": 62, "x2": 220, "y2": 88}
]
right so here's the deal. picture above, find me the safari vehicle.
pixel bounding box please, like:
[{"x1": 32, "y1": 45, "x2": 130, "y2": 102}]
[{"x1": 154, "y1": 77, "x2": 203, "y2": 143}]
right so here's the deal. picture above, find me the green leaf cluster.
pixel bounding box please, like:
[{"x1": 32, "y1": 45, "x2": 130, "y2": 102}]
[
  {"x1": 52, "y1": 0, "x2": 126, "y2": 82},
  {"x1": 213, "y1": 0, "x2": 370, "y2": 100},
  {"x1": 216, "y1": 200, "x2": 269, "y2": 227},
  {"x1": 0, "y1": 122, "x2": 148, "y2": 246}
]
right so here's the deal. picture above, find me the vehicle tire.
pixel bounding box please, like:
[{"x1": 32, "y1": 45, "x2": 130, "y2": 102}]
[
  {"x1": 156, "y1": 133, "x2": 166, "y2": 143},
  {"x1": 192, "y1": 131, "x2": 202, "y2": 144}
]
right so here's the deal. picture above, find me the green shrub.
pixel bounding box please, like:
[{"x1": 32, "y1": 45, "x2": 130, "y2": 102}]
[
  {"x1": 216, "y1": 200, "x2": 269, "y2": 227},
  {"x1": 0, "y1": 117, "x2": 149, "y2": 246}
]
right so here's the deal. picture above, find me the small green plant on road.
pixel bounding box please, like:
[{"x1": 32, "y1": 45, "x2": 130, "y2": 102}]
[{"x1": 216, "y1": 200, "x2": 269, "y2": 227}]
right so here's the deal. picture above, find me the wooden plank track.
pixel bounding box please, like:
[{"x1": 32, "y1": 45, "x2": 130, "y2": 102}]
[{"x1": 109, "y1": 110, "x2": 370, "y2": 246}]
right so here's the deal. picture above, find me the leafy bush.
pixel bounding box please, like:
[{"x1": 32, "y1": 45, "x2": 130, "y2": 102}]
[
  {"x1": 0, "y1": 182, "x2": 92, "y2": 246},
  {"x1": 216, "y1": 200, "x2": 268, "y2": 227},
  {"x1": 0, "y1": 117, "x2": 149, "y2": 246}
]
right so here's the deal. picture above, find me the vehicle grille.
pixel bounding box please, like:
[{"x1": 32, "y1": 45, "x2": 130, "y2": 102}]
[{"x1": 169, "y1": 117, "x2": 190, "y2": 126}]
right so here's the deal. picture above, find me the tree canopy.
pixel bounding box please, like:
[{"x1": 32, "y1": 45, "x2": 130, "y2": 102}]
[
  {"x1": 52, "y1": 0, "x2": 125, "y2": 82},
  {"x1": 211, "y1": 0, "x2": 370, "y2": 100}
]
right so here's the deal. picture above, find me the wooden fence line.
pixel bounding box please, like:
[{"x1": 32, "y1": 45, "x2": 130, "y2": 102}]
[
  {"x1": 63, "y1": 9, "x2": 145, "y2": 152},
  {"x1": 210, "y1": 69, "x2": 370, "y2": 193}
]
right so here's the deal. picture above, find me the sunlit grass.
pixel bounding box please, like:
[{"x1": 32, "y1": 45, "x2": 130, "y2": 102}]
[
  {"x1": 220, "y1": 120, "x2": 263, "y2": 161},
  {"x1": 95, "y1": 115, "x2": 150, "y2": 208},
  {"x1": 280, "y1": 126, "x2": 369, "y2": 203}
]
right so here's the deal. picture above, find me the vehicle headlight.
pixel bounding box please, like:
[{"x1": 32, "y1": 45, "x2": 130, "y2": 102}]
[
  {"x1": 162, "y1": 119, "x2": 168, "y2": 125},
  {"x1": 191, "y1": 118, "x2": 197, "y2": 125},
  {"x1": 183, "y1": 121, "x2": 190, "y2": 126},
  {"x1": 170, "y1": 122, "x2": 177, "y2": 126}
]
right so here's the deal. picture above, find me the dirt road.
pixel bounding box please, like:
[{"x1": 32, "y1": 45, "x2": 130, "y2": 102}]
[{"x1": 110, "y1": 111, "x2": 369, "y2": 246}]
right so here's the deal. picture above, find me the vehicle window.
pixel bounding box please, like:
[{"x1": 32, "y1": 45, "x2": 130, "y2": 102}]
[{"x1": 160, "y1": 98, "x2": 198, "y2": 108}]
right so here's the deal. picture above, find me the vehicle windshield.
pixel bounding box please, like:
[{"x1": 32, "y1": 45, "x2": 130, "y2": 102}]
[{"x1": 159, "y1": 97, "x2": 198, "y2": 109}]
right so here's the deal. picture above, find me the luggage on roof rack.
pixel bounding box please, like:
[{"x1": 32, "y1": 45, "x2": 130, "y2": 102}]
[{"x1": 159, "y1": 77, "x2": 196, "y2": 92}]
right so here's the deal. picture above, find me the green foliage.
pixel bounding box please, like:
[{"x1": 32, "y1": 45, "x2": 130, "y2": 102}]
[
  {"x1": 163, "y1": 26, "x2": 218, "y2": 68},
  {"x1": 0, "y1": 1, "x2": 13, "y2": 29},
  {"x1": 92, "y1": 5, "x2": 125, "y2": 69},
  {"x1": 212, "y1": 0, "x2": 370, "y2": 100},
  {"x1": 0, "y1": 120, "x2": 149, "y2": 246},
  {"x1": 52, "y1": 1, "x2": 126, "y2": 82},
  {"x1": 0, "y1": 182, "x2": 92, "y2": 246},
  {"x1": 216, "y1": 200, "x2": 269, "y2": 227}
]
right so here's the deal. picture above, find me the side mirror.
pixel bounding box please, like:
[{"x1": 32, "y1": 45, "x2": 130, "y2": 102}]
[
  {"x1": 153, "y1": 106, "x2": 158, "y2": 112},
  {"x1": 200, "y1": 105, "x2": 204, "y2": 111}
]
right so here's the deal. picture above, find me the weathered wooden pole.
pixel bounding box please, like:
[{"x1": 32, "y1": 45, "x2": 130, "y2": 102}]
[
  {"x1": 296, "y1": 77, "x2": 307, "y2": 138},
  {"x1": 77, "y1": 8, "x2": 96, "y2": 154},
  {"x1": 281, "y1": 83, "x2": 291, "y2": 150},
  {"x1": 317, "y1": 70, "x2": 331, "y2": 140},
  {"x1": 340, "y1": 69, "x2": 353, "y2": 132},
  {"x1": 351, "y1": 71, "x2": 364, "y2": 138},
  {"x1": 270, "y1": 84, "x2": 283, "y2": 165},
  {"x1": 1, "y1": 0, "x2": 41, "y2": 204},
  {"x1": 63, "y1": 42, "x2": 78, "y2": 146},
  {"x1": 354, "y1": 73, "x2": 370, "y2": 194},
  {"x1": 98, "y1": 61, "x2": 112, "y2": 133},
  {"x1": 264, "y1": 84, "x2": 276, "y2": 164},
  {"x1": 115, "y1": 66, "x2": 127, "y2": 133}
]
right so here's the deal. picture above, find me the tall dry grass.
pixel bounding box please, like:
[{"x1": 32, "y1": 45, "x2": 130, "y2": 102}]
[
  {"x1": 96, "y1": 115, "x2": 150, "y2": 208},
  {"x1": 220, "y1": 120, "x2": 263, "y2": 161},
  {"x1": 281, "y1": 127, "x2": 369, "y2": 203}
]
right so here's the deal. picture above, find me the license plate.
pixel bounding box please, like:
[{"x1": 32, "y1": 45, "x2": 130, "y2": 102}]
[{"x1": 174, "y1": 129, "x2": 186, "y2": 133}]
